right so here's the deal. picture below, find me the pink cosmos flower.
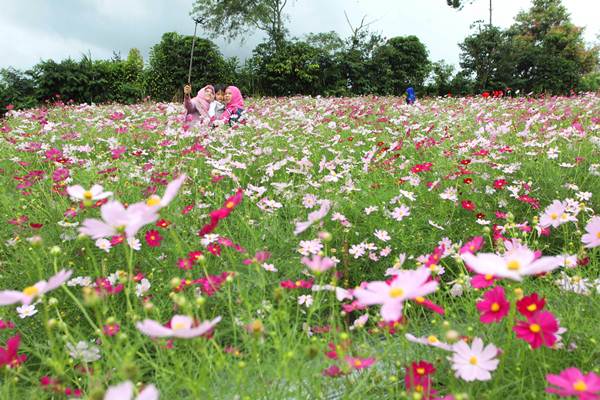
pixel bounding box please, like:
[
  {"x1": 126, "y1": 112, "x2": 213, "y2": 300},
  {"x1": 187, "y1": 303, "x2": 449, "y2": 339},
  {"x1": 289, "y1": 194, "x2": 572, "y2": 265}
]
[
  {"x1": 145, "y1": 174, "x2": 186, "y2": 210},
  {"x1": 539, "y1": 200, "x2": 576, "y2": 229},
  {"x1": 0, "y1": 270, "x2": 72, "y2": 306},
  {"x1": 405, "y1": 333, "x2": 452, "y2": 351},
  {"x1": 136, "y1": 315, "x2": 221, "y2": 339},
  {"x1": 104, "y1": 380, "x2": 159, "y2": 400},
  {"x1": 0, "y1": 335, "x2": 27, "y2": 367},
  {"x1": 353, "y1": 267, "x2": 438, "y2": 321},
  {"x1": 301, "y1": 254, "x2": 336, "y2": 273},
  {"x1": 345, "y1": 356, "x2": 376, "y2": 370},
  {"x1": 79, "y1": 201, "x2": 158, "y2": 239},
  {"x1": 513, "y1": 311, "x2": 558, "y2": 349},
  {"x1": 460, "y1": 236, "x2": 484, "y2": 254},
  {"x1": 294, "y1": 200, "x2": 331, "y2": 235},
  {"x1": 243, "y1": 251, "x2": 271, "y2": 265},
  {"x1": 66, "y1": 184, "x2": 112, "y2": 201},
  {"x1": 546, "y1": 367, "x2": 600, "y2": 399},
  {"x1": 582, "y1": 216, "x2": 600, "y2": 248},
  {"x1": 145, "y1": 230, "x2": 163, "y2": 247},
  {"x1": 450, "y1": 338, "x2": 499, "y2": 381},
  {"x1": 476, "y1": 286, "x2": 509, "y2": 323},
  {"x1": 470, "y1": 273, "x2": 497, "y2": 289},
  {"x1": 461, "y1": 244, "x2": 561, "y2": 281}
]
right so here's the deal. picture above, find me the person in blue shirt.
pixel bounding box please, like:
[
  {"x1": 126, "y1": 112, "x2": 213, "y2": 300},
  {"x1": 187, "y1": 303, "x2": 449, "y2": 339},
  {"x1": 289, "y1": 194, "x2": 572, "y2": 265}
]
[{"x1": 406, "y1": 87, "x2": 416, "y2": 105}]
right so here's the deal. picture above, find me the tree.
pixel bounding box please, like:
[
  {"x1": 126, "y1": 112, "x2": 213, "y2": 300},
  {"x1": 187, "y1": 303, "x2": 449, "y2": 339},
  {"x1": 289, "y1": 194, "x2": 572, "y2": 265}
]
[
  {"x1": 446, "y1": 0, "x2": 493, "y2": 27},
  {"x1": 0, "y1": 68, "x2": 37, "y2": 115},
  {"x1": 250, "y1": 39, "x2": 321, "y2": 96},
  {"x1": 458, "y1": 24, "x2": 515, "y2": 91},
  {"x1": 426, "y1": 60, "x2": 455, "y2": 96},
  {"x1": 507, "y1": 0, "x2": 598, "y2": 93},
  {"x1": 371, "y1": 36, "x2": 431, "y2": 95},
  {"x1": 144, "y1": 32, "x2": 232, "y2": 102},
  {"x1": 191, "y1": 0, "x2": 291, "y2": 50}
]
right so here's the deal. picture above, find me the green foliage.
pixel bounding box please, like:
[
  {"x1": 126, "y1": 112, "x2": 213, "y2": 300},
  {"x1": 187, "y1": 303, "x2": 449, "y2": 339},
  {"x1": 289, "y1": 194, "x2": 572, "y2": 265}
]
[
  {"x1": 371, "y1": 36, "x2": 431, "y2": 95},
  {"x1": 191, "y1": 0, "x2": 290, "y2": 49},
  {"x1": 144, "y1": 32, "x2": 232, "y2": 102},
  {"x1": 507, "y1": 0, "x2": 598, "y2": 94},
  {"x1": 458, "y1": 25, "x2": 515, "y2": 92},
  {"x1": 425, "y1": 60, "x2": 455, "y2": 96},
  {"x1": 579, "y1": 71, "x2": 600, "y2": 92},
  {"x1": 0, "y1": 68, "x2": 37, "y2": 116}
]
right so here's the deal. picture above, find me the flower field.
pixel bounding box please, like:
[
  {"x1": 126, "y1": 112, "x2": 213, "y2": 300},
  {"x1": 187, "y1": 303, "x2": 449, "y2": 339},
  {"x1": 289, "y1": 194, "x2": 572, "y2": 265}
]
[{"x1": 0, "y1": 94, "x2": 599, "y2": 399}]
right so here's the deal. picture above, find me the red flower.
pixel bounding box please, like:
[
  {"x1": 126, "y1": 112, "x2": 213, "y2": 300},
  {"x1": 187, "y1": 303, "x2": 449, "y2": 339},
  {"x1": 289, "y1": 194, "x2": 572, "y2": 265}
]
[
  {"x1": 345, "y1": 356, "x2": 375, "y2": 370},
  {"x1": 405, "y1": 360, "x2": 436, "y2": 396},
  {"x1": 493, "y1": 179, "x2": 507, "y2": 190},
  {"x1": 156, "y1": 219, "x2": 171, "y2": 228},
  {"x1": 145, "y1": 230, "x2": 163, "y2": 247},
  {"x1": 476, "y1": 286, "x2": 510, "y2": 324},
  {"x1": 461, "y1": 200, "x2": 476, "y2": 211},
  {"x1": 0, "y1": 335, "x2": 27, "y2": 368},
  {"x1": 516, "y1": 293, "x2": 546, "y2": 318},
  {"x1": 513, "y1": 311, "x2": 558, "y2": 349},
  {"x1": 463, "y1": 178, "x2": 473, "y2": 184}
]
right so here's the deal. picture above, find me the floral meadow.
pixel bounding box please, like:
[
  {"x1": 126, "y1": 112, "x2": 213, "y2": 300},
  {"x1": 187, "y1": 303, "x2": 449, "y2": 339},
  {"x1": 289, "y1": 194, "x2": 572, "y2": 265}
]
[{"x1": 1, "y1": 93, "x2": 600, "y2": 399}]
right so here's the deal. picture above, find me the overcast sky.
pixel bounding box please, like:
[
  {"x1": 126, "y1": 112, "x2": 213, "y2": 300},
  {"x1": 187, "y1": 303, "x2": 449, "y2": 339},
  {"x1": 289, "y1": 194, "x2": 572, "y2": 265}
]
[{"x1": 2, "y1": 0, "x2": 598, "y2": 71}]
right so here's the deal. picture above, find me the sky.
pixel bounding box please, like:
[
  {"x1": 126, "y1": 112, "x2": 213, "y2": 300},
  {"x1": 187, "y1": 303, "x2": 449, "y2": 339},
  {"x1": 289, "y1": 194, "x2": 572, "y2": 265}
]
[{"x1": 1, "y1": 0, "x2": 599, "y2": 71}]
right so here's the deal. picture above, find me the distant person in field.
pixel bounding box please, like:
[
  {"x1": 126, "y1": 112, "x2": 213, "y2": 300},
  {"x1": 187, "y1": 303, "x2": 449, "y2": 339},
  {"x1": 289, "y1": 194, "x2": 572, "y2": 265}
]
[
  {"x1": 220, "y1": 86, "x2": 245, "y2": 125},
  {"x1": 406, "y1": 87, "x2": 416, "y2": 105},
  {"x1": 183, "y1": 84, "x2": 214, "y2": 125},
  {"x1": 209, "y1": 84, "x2": 227, "y2": 121}
]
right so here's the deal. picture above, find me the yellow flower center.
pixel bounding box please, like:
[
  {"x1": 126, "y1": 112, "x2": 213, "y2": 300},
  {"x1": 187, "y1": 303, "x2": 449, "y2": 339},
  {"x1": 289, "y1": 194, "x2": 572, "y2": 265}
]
[
  {"x1": 415, "y1": 385, "x2": 424, "y2": 393},
  {"x1": 427, "y1": 335, "x2": 438, "y2": 344},
  {"x1": 225, "y1": 201, "x2": 235, "y2": 209},
  {"x1": 172, "y1": 322, "x2": 187, "y2": 331},
  {"x1": 354, "y1": 360, "x2": 362, "y2": 368},
  {"x1": 415, "y1": 296, "x2": 425, "y2": 303},
  {"x1": 507, "y1": 260, "x2": 520, "y2": 270},
  {"x1": 429, "y1": 263, "x2": 437, "y2": 271},
  {"x1": 83, "y1": 191, "x2": 93, "y2": 200},
  {"x1": 22, "y1": 286, "x2": 39, "y2": 297},
  {"x1": 550, "y1": 212, "x2": 558, "y2": 220},
  {"x1": 389, "y1": 287, "x2": 404, "y2": 298},
  {"x1": 573, "y1": 380, "x2": 587, "y2": 392},
  {"x1": 416, "y1": 368, "x2": 425, "y2": 375},
  {"x1": 484, "y1": 274, "x2": 493, "y2": 281},
  {"x1": 491, "y1": 302, "x2": 500, "y2": 312},
  {"x1": 146, "y1": 195, "x2": 161, "y2": 207},
  {"x1": 526, "y1": 304, "x2": 537, "y2": 312},
  {"x1": 529, "y1": 323, "x2": 541, "y2": 333},
  {"x1": 469, "y1": 356, "x2": 478, "y2": 365},
  {"x1": 596, "y1": 232, "x2": 600, "y2": 239}
]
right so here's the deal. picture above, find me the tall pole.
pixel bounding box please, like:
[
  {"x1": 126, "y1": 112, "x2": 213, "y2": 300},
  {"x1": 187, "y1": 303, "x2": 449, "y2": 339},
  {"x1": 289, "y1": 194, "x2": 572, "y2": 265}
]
[
  {"x1": 489, "y1": 0, "x2": 492, "y2": 26},
  {"x1": 187, "y1": 19, "x2": 200, "y2": 85}
]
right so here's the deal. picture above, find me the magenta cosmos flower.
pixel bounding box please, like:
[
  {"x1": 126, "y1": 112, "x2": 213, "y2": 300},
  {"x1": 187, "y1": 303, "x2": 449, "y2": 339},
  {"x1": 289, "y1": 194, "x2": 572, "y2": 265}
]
[
  {"x1": 145, "y1": 174, "x2": 186, "y2": 210},
  {"x1": 104, "y1": 380, "x2": 159, "y2": 400},
  {"x1": 476, "y1": 286, "x2": 510, "y2": 323},
  {"x1": 546, "y1": 367, "x2": 600, "y2": 399},
  {"x1": 353, "y1": 267, "x2": 438, "y2": 321},
  {"x1": 67, "y1": 184, "x2": 112, "y2": 202},
  {"x1": 80, "y1": 201, "x2": 158, "y2": 239},
  {"x1": 136, "y1": 315, "x2": 221, "y2": 338},
  {"x1": 582, "y1": 216, "x2": 600, "y2": 248},
  {"x1": 0, "y1": 270, "x2": 72, "y2": 306},
  {"x1": 450, "y1": 338, "x2": 499, "y2": 382},
  {"x1": 513, "y1": 310, "x2": 559, "y2": 349},
  {"x1": 461, "y1": 244, "x2": 561, "y2": 281}
]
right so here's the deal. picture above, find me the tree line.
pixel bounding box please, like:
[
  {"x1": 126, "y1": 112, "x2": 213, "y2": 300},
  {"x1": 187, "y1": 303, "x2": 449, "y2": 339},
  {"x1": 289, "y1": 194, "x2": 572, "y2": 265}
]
[{"x1": 1, "y1": 0, "x2": 598, "y2": 115}]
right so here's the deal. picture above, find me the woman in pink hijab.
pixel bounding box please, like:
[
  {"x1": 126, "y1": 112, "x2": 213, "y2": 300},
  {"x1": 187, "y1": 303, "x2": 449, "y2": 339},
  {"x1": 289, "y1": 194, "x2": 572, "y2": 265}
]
[
  {"x1": 183, "y1": 84, "x2": 214, "y2": 125},
  {"x1": 220, "y1": 86, "x2": 245, "y2": 125}
]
